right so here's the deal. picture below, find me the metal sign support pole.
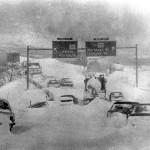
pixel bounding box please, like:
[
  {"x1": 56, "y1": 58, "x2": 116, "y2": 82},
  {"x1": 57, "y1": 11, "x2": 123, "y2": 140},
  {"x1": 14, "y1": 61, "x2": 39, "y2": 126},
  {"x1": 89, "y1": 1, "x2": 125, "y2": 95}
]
[
  {"x1": 136, "y1": 44, "x2": 138, "y2": 87},
  {"x1": 27, "y1": 46, "x2": 29, "y2": 90},
  {"x1": 26, "y1": 46, "x2": 52, "y2": 90},
  {"x1": 117, "y1": 45, "x2": 138, "y2": 88}
]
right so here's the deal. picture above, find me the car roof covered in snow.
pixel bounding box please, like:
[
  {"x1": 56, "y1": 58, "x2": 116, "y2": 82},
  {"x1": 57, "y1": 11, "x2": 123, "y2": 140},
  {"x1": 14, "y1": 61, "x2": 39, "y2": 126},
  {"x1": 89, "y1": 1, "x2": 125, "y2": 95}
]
[
  {"x1": 61, "y1": 78, "x2": 70, "y2": 80},
  {"x1": 136, "y1": 103, "x2": 150, "y2": 106},
  {"x1": 114, "y1": 101, "x2": 139, "y2": 105},
  {"x1": 60, "y1": 95, "x2": 76, "y2": 98}
]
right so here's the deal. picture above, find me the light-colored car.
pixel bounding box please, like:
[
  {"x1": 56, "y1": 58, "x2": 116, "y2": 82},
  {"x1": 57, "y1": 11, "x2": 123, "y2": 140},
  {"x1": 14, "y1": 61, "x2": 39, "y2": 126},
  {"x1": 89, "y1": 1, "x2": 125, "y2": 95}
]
[
  {"x1": 0, "y1": 99, "x2": 15, "y2": 132},
  {"x1": 127, "y1": 104, "x2": 150, "y2": 126},
  {"x1": 107, "y1": 101, "x2": 139, "y2": 118}
]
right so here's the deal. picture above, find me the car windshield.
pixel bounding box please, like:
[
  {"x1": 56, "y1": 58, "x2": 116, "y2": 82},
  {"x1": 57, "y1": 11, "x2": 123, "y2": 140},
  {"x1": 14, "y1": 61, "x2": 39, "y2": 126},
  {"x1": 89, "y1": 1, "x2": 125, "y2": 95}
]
[{"x1": 112, "y1": 104, "x2": 133, "y2": 110}]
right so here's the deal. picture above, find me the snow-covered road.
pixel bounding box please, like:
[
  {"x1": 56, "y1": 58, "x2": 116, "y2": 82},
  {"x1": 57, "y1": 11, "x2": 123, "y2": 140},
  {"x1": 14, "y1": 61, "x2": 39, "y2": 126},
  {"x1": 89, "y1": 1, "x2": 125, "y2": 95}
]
[{"x1": 1, "y1": 57, "x2": 150, "y2": 150}]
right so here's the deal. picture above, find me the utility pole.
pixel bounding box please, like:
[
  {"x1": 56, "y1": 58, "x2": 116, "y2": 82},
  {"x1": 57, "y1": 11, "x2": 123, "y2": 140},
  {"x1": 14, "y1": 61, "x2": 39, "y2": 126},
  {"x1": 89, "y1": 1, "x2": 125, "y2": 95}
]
[
  {"x1": 117, "y1": 45, "x2": 138, "y2": 88},
  {"x1": 136, "y1": 44, "x2": 138, "y2": 87},
  {"x1": 27, "y1": 46, "x2": 29, "y2": 90},
  {"x1": 26, "y1": 46, "x2": 53, "y2": 90}
]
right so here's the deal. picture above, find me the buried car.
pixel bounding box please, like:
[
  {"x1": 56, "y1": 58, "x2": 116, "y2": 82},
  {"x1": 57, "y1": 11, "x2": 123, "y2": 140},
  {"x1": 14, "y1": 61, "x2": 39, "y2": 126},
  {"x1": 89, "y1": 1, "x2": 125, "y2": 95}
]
[
  {"x1": 109, "y1": 92, "x2": 124, "y2": 102},
  {"x1": 127, "y1": 104, "x2": 150, "y2": 126},
  {"x1": 28, "y1": 101, "x2": 49, "y2": 108},
  {"x1": 58, "y1": 95, "x2": 78, "y2": 106},
  {"x1": 59, "y1": 78, "x2": 74, "y2": 87},
  {"x1": 107, "y1": 101, "x2": 139, "y2": 118},
  {"x1": 0, "y1": 99, "x2": 15, "y2": 132},
  {"x1": 47, "y1": 77, "x2": 60, "y2": 87}
]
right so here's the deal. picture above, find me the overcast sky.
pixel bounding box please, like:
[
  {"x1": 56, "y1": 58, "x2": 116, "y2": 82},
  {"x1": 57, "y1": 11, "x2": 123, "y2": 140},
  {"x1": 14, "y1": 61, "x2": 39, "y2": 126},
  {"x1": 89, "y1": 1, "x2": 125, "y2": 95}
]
[
  {"x1": 0, "y1": 0, "x2": 149, "y2": 13},
  {"x1": 0, "y1": 0, "x2": 149, "y2": 49},
  {"x1": 1, "y1": 0, "x2": 150, "y2": 15}
]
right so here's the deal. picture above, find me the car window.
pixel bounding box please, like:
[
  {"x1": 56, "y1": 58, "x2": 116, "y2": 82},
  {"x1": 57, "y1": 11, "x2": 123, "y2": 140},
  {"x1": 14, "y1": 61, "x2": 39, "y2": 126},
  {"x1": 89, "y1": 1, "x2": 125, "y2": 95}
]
[
  {"x1": 112, "y1": 104, "x2": 132, "y2": 110},
  {"x1": 112, "y1": 93, "x2": 123, "y2": 97},
  {"x1": 60, "y1": 96, "x2": 73, "y2": 101},
  {"x1": 135, "y1": 105, "x2": 150, "y2": 113},
  {"x1": 63, "y1": 79, "x2": 70, "y2": 81},
  {"x1": 115, "y1": 105, "x2": 124, "y2": 110}
]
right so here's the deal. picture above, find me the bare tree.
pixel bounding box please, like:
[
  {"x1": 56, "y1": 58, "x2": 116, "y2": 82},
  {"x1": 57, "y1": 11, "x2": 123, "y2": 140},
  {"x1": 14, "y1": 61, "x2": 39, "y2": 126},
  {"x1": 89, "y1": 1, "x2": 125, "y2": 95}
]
[{"x1": 7, "y1": 63, "x2": 19, "y2": 82}]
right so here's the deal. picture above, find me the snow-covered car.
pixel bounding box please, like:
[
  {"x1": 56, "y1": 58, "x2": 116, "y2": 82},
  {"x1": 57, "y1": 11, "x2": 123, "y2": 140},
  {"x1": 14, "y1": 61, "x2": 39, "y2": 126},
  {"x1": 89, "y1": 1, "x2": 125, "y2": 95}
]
[
  {"x1": 107, "y1": 101, "x2": 139, "y2": 118},
  {"x1": 109, "y1": 92, "x2": 124, "y2": 102},
  {"x1": 28, "y1": 101, "x2": 48, "y2": 108},
  {"x1": 83, "y1": 97, "x2": 95, "y2": 105},
  {"x1": 59, "y1": 78, "x2": 74, "y2": 87},
  {"x1": 0, "y1": 99, "x2": 15, "y2": 132},
  {"x1": 127, "y1": 104, "x2": 150, "y2": 126},
  {"x1": 58, "y1": 95, "x2": 78, "y2": 106},
  {"x1": 47, "y1": 77, "x2": 60, "y2": 87}
]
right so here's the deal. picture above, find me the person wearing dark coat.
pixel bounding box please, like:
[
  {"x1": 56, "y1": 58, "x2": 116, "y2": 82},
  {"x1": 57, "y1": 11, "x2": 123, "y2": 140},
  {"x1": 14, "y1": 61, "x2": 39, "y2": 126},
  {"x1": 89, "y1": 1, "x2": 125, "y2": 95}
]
[
  {"x1": 101, "y1": 75, "x2": 106, "y2": 92},
  {"x1": 84, "y1": 76, "x2": 90, "y2": 91},
  {"x1": 98, "y1": 74, "x2": 107, "y2": 92}
]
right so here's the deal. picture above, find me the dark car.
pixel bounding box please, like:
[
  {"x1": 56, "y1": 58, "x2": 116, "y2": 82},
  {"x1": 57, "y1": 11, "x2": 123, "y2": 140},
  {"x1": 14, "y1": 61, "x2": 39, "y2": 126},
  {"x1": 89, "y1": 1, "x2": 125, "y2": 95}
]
[
  {"x1": 127, "y1": 104, "x2": 150, "y2": 126},
  {"x1": 60, "y1": 78, "x2": 74, "y2": 87},
  {"x1": 0, "y1": 99, "x2": 15, "y2": 132},
  {"x1": 109, "y1": 92, "x2": 124, "y2": 102},
  {"x1": 47, "y1": 77, "x2": 60, "y2": 87},
  {"x1": 58, "y1": 95, "x2": 78, "y2": 105},
  {"x1": 107, "y1": 101, "x2": 139, "y2": 118},
  {"x1": 28, "y1": 101, "x2": 48, "y2": 108}
]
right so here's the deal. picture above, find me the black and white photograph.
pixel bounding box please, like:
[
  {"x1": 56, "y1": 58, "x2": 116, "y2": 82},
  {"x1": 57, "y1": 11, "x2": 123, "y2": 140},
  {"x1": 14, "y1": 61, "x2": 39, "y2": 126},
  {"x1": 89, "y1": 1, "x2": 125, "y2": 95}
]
[{"x1": 0, "y1": 0, "x2": 150, "y2": 149}]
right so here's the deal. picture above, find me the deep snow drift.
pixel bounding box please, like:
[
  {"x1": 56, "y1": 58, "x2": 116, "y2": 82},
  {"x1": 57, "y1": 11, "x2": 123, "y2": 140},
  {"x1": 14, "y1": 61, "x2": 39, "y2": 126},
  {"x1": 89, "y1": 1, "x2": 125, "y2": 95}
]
[{"x1": 1, "y1": 57, "x2": 150, "y2": 150}]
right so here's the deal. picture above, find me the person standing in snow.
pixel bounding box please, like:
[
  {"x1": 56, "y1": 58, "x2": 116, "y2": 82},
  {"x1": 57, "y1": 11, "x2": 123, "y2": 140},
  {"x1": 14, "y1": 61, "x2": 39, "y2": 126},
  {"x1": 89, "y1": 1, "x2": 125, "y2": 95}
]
[
  {"x1": 98, "y1": 74, "x2": 107, "y2": 92},
  {"x1": 101, "y1": 75, "x2": 107, "y2": 93}
]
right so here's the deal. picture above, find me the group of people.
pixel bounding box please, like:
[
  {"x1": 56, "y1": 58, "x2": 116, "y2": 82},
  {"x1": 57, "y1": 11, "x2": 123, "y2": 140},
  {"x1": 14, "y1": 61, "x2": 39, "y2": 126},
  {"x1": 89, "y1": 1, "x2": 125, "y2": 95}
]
[{"x1": 84, "y1": 74, "x2": 107, "y2": 93}]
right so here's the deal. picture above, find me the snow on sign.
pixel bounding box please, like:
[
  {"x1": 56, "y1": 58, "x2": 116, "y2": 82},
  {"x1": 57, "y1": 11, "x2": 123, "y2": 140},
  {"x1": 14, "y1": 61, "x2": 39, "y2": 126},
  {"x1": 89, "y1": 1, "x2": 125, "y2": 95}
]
[
  {"x1": 52, "y1": 41, "x2": 78, "y2": 58},
  {"x1": 86, "y1": 41, "x2": 116, "y2": 56},
  {"x1": 7, "y1": 52, "x2": 20, "y2": 63}
]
